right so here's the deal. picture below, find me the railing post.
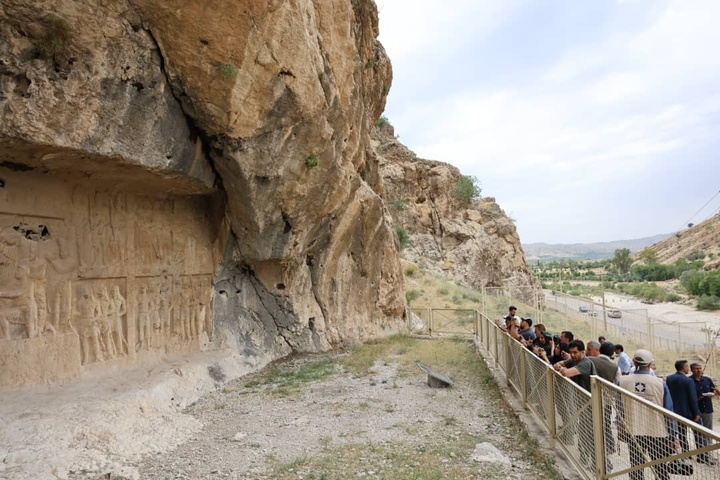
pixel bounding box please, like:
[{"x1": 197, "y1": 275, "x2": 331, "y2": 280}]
[
  {"x1": 504, "y1": 334, "x2": 511, "y2": 386},
  {"x1": 546, "y1": 367, "x2": 556, "y2": 449},
  {"x1": 520, "y1": 345, "x2": 528, "y2": 405},
  {"x1": 493, "y1": 325, "x2": 499, "y2": 362},
  {"x1": 481, "y1": 287, "x2": 486, "y2": 319},
  {"x1": 590, "y1": 377, "x2": 606, "y2": 479}
]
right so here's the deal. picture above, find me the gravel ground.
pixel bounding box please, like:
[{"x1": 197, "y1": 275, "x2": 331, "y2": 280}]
[
  {"x1": 0, "y1": 338, "x2": 564, "y2": 480},
  {"x1": 66, "y1": 341, "x2": 562, "y2": 480}
]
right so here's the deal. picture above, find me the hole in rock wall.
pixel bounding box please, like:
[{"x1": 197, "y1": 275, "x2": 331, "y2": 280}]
[{"x1": 0, "y1": 161, "x2": 220, "y2": 387}]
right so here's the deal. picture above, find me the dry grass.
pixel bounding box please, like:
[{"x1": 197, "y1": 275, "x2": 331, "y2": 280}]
[{"x1": 264, "y1": 337, "x2": 561, "y2": 480}]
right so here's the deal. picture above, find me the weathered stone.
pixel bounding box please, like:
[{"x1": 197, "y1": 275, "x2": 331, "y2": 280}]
[
  {"x1": 374, "y1": 125, "x2": 539, "y2": 299},
  {"x1": 0, "y1": 0, "x2": 405, "y2": 387},
  {"x1": 471, "y1": 442, "x2": 512, "y2": 466}
]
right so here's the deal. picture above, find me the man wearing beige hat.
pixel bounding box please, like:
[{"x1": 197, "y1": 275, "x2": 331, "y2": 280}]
[{"x1": 618, "y1": 349, "x2": 676, "y2": 480}]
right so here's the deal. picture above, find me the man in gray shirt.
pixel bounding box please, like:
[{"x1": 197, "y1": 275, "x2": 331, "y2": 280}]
[{"x1": 588, "y1": 341, "x2": 621, "y2": 460}]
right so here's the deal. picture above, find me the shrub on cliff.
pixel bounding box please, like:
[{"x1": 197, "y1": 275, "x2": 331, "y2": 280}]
[{"x1": 454, "y1": 175, "x2": 481, "y2": 206}]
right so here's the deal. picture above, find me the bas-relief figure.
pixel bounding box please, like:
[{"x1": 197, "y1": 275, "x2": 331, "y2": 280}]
[
  {"x1": 134, "y1": 275, "x2": 213, "y2": 353},
  {"x1": 0, "y1": 171, "x2": 217, "y2": 385}
]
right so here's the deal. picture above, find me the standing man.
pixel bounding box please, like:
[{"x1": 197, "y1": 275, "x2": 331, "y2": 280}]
[
  {"x1": 519, "y1": 317, "x2": 536, "y2": 342},
  {"x1": 586, "y1": 340, "x2": 601, "y2": 358},
  {"x1": 666, "y1": 360, "x2": 701, "y2": 455},
  {"x1": 589, "y1": 341, "x2": 621, "y2": 384},
  {"x1": 554, "y1": 339, "x2": 596, "y2": 391},
  {"x1": 504, "y1": 306, "x2": 520, "y2": 326},
  {"x1": 588, "y1": 341, "x2": 621, "y2": 460},
  {"x1": 554, "y1": 339, "x2": 596, "y2": 465},
  {"x1": 618, "y1": 349, "x2": 675, "y2": 480},
  {"x1": 615, "y1": 344, "x2": 632, "y2": 375},
  {"x1": 690, "y1": 362, "x2": 720, "y2": 465}
]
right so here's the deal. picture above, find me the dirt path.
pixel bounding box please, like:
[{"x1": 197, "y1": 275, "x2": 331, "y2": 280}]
[
  {"x1": 129, "y1": 351, "x2": 556, "y2": 480},
  {"x1": 0, "y1": 338, "x2": 564, "y2": 480}
]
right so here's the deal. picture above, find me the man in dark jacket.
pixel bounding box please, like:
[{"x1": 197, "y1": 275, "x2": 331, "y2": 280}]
[{"x1": 666, "y1": 360, "x2": 701, "y2": 455}]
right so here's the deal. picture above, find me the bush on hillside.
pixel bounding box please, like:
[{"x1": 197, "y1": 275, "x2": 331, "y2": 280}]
[{"x1": 697, "y1": 295, "x2": 720, "y2": 311}]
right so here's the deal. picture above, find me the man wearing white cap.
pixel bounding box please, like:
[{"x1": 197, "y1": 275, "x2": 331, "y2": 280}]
[{"x1": 618, "y1": 349, "x2": 676, "y2": 480}]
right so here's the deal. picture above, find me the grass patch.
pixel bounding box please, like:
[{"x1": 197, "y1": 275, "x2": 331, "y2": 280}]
[
  {"x1": 242, "y1": 357, "x2": 337, "y2": 396},
  {"x1": 269, "y1": 440, "x2": 490, "y2": 480},
  {"x1": 244, "y1": 335, "x2": 561, "y2": 479}
]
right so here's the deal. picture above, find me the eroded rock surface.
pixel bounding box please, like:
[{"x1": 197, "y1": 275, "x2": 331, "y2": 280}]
[
  {"x1": 0, "y1": 0, "x2": 405, "y2": 388},
  {"x1": 374, "y1": 124, "x2": 539, "y2": 298}
]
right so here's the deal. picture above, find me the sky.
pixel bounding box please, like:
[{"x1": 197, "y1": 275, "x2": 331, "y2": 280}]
[{"x1": 376, "y1": 0, "x2": 720, "y2": 244}]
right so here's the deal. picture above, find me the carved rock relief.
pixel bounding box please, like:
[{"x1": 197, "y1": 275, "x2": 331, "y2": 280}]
[{"x1": 0, "y1": 168, "x2": 219, "y2": 386}]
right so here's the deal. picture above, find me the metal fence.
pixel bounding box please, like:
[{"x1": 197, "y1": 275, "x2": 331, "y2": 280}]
[
  {"x1": 470, "y1": 308, "x2": 720, "y2": 479},
  {"x1": 545, "y1": 290, "x2": 720, "y2": 378}
]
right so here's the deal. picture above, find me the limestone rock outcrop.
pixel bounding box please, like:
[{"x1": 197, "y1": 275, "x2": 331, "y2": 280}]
[
  {"x1": 0, "y1": 0, "x2": 405, "y2": 387},
  {"x1": 374, "y1": 124, "x2": 538, "y2": 298}
]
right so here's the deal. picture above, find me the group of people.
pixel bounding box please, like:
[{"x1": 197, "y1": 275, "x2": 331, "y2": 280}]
[{"x1": 496, "y1": 305, "x2": 720, "y2": 478}]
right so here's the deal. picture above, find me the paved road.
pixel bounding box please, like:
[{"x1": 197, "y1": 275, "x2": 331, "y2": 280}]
[{"x1": 544, "y1": 290, "x2": 720, "y2": 350}]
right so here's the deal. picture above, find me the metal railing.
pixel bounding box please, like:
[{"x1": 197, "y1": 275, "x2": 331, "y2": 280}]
[
  {"x1": 481, "y1": 309, "x2": 720, "y2": 479},
  {"x1": 417, "y1": 307, "x2": 720, "y2": 479},
  {"x1": 545, "y1": 290, "x2": 720, "y2": 378}
]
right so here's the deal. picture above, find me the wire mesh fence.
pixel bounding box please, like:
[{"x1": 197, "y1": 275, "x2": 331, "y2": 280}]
[
  {"x1": 544, "y1": 290, "x2": 720, "y2": 378},
  {"x1": 470, "y1": 308, "x2": 720, "y2": 479},
  {"x1": 408, "y1": 308, "x2": 477, "y2": 337}
]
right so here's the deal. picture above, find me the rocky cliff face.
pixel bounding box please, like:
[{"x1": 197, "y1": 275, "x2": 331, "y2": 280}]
[
  {"x1": 0, "y1": 0, "x2": 405, "y2": 386},
  {"x1": 373, "y1": 124, "x2": 538, "y2": 298},
  {"x1": 647, "y1": 214, "x2": 720, "y2": 270}
]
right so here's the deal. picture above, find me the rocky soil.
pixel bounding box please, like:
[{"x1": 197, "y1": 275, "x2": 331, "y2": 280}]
[
  {"x1": 0, "y1": 340, "x2": 566, "y2": 480},
  {"x1": 131, "y1": 354, "x2": 554, "y2": 480}
]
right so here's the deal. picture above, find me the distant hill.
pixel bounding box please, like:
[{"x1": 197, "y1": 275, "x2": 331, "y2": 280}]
[
  {"x1": 523, "y1": 233, "x2": 674, "y2": 261},
  {"x1": 649, "y1": 214, "x2": 720, "y2": 269}
]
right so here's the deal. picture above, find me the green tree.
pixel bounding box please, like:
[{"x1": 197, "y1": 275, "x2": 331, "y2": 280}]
[
  {"x1": 637, "y1": 247, "x2": 658, "y2": 265},
  {"x1": 680, "y1": 269, "x2": 704, "y2": 295},
  {"x1": 612, "y1": 248, "x2": 632, "y2": 274}
]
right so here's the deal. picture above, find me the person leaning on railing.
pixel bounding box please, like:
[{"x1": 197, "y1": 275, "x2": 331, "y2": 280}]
[
  {"x1": 545, "y1": 339, "x2": 568, "y2": 365},
  {"x1": 532, "y1": 332, "x2": 554, "y2": 363},
  {"x1": 495, "y1": 314, "x2": 521, "y2": 341}
]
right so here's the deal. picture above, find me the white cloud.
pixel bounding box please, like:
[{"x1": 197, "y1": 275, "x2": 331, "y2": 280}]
[
  {"x1": 377, "y1": 0, "x2": 520, "y2": 60},
  {"x1": 379, "y1": 1, "x2": 720, "y2": 243}
]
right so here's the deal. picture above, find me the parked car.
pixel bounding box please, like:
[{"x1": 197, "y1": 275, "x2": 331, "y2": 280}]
[
  {"x1": 608, "y1": 310, "x2": 622, "y2": 319},
  {"x1": 579, "y1": 306, "x2": 589, "y2": 313}
]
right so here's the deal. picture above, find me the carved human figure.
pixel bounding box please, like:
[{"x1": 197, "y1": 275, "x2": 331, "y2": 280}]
[
  {"x1": 157, "y1": 284, "x2": 172, "y2": 344},
  {"x1": 136, "y1": 283, "x2": 154, "y2": 350},
  {"x1": 110, "y1": 286, "x2": 127, "y2": 355},
  {"x1": 98, "y1": 287, "x2": 117, "y2": 358},
  {"x1": 0, "y1": 225, "x2": 20, "y2": 270},
  {"x1": 17, "y1": 241, "x2": 54, "y2": 337},
  {"x1": 193, "y1": 277, "x2": 210, "y2": 338},
  {"x1": 49, "y1": 237, "x2": 77, "y2": 333},
  {"x1": 150, "y1": 285, "x2": 163, "y2": 348},
  {"x1": 177, "y1": 278, "x2": 193, "y2": 341},
  {"x1": 75, "y1": 286, "x2": 102, "y2": 364}
]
